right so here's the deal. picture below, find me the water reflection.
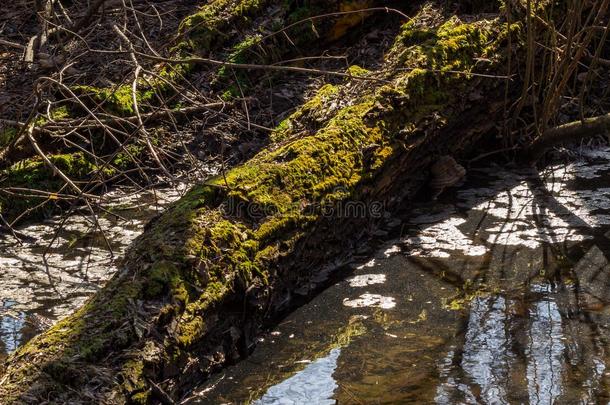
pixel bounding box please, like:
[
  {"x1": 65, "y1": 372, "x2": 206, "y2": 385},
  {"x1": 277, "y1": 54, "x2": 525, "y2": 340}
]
[
  {"x1": 462, "y1": 296, "x2": 511, "y2": 404},
  {"x1": 253, "y1": 348, "x2": 340, "y2": 405},
  {"x1": 0, "y1": 184, "x2": 185, "y2": 356},
  {"x1": 436, "y1": 288, "x2": 568, "y2": 405},
  {"x1": 526, "y1": 285, "x2": 564, "y2": 405},
  {"x1": 0, "y1": 300, "x2": 24, "y2": 355}
]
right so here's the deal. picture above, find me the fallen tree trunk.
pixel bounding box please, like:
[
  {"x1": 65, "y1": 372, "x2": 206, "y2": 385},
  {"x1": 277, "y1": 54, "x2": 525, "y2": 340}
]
[{"x1": 0, "y1": 3, "x2": 514, "y2": 404}]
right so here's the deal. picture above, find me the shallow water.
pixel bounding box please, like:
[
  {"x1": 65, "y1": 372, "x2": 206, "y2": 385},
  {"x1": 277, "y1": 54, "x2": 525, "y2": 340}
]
[
  {"x1": 185, "y1": 148, "x2": 610, "y2": 404},
  {"x1": 0, "y1": 184, "x2": 187, "y2": 360}
]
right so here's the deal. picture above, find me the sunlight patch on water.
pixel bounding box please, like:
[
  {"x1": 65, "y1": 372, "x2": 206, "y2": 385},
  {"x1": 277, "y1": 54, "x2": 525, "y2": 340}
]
[
  {"x1": 347, "y1": 274, "x2": 386, "y2": 287},
  {"x1": 383, "y1": 245, "x2": 401, "y2": 256},
  {"x1": 395, "y1": 148, "x2": 610, "y2": 258},
  {"x1": 403, "y1": 217, "x2": 488, "y2": 258},
  {"x1": 343, "y1": 294, "x2": 396, "y2": 309},
  {"x1": 355, "y1": 258, "x2": 376, "y2": 270}
]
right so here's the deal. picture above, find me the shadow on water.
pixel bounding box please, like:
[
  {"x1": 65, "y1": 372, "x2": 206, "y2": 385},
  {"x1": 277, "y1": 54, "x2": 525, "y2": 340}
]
[{"x1": 185, "y1": 148, "x2": 610, "y2": 404}]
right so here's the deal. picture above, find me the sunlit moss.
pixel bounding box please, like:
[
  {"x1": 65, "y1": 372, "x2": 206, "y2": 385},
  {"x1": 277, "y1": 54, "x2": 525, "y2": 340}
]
[
  {"x1": 346, "y1": 65, "x2": 370, "y2": 77},
  {"x1": 72, "y1": 84, "x2": 157, "y2": 116},
  {"x1": 270, "y1": 84, "x2": 340, "y2": 143}
]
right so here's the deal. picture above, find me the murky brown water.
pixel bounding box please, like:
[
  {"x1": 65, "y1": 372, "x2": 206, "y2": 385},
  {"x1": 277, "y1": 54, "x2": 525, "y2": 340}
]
[{"x1": 183, "y1": 148, "x2": 610, "y2": 404}]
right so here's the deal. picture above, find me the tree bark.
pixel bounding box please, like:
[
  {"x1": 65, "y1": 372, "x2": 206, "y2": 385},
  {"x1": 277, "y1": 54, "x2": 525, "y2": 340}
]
[{"x1": 528, "y1": 113, "x2": 610, "y2": 162}]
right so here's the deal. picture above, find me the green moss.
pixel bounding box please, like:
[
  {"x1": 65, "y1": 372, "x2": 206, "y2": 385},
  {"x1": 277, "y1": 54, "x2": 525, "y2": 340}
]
[
  {"x1": 346, "y1": 65, "x2": 370, "y2": 77},
  {"x1": 49, "y1": 105, "x2": 70, "y2": 120},
  {"x1": 176, "y1": 312, "x2": 206, "y2": 347},
  {"x1": 221, "y1": 85, "x2": 240, "y2": 101},
  {"x1": 73, "y1": 84, "x2": 156, "y2": 116},
  {"x1": 120, "y1": 360, "x2": 147, "y2": 399},
  {"x1": 0, "y1": 127, "x2": 17, "y2": 148},
  {"x1": 395, "y1": 18, "x2": 436, "y2": 47},
  {"x1": 219, "y1": 35, "x2": 263, "y2": 73},
  {"x1": 216, "y1": 34, "x2": 267, "y2": 96},
  {"x1": 0, "y1": 152, "x2": 110, "y2": 221},
  {"x1": 112, "y1": 143, "x2": 147, "y2": 170},
  {"x1": 271, "y1": 84, "x2": 340, "y2": 142},
  {"x1": 145, "y1": 261, "x2": 190, "y2": 304},
  {"x1": 176, "y1": 0, "x2": 270, "y2": 54},
  {"x1": 221, "y1": 97, "x2": 379, "y2": 216},
  {"x1": 130, "y1": 390, "x2": 151, "y2": 405}
]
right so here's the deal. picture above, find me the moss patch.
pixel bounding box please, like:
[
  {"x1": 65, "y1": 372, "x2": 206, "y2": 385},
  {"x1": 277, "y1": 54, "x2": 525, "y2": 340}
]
[
  {"x1": 0, "y1": 152, "x2": 106, "y2": 221},
  {"x1": 176, "y1": 0, "x2": 270, "y2": 55},
  {"x1": 0, "y1": 127, "x2": 17, "y2": 149},
  {"x1": 72, "y1": 84, "x2": 157, "y2": 116}
]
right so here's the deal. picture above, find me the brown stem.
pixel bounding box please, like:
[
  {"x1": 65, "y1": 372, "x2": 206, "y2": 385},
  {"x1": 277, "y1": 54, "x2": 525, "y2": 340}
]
[{"x1": 527, "y1": 112, "x2": 610, "y2": 162}]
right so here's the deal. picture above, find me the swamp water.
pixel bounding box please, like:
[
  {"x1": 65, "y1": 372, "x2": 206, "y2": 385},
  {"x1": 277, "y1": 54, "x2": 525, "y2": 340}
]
[
  {"x1": 0, "y1": 185, "x2": 187, "y2": 361},
  {"x1": 185, "y1": 148, "x2": 610, "y2": 404},
  {"x1": 3, "y1": 149, "x2": 610, "y2": 404}
]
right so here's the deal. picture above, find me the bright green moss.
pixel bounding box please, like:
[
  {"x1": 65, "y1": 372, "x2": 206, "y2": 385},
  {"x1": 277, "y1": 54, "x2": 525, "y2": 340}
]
[
  {"x1": 49, "y1": 105, "x2": 70, "y2": 120},
  {"x1": 73, "y1": 84, "x2": 157, "y2": 116},
  {"x1": 395, "y1": 19, "x2": 436, "y2": 46},
  {"x1": 130, "y1": 390, "x2": 150, "y2": 405},
  {"x1": 389, "y1": 16, "x2": 493, "y2": 72},
  {"x1": 346, "y1": 65, "x2": 370, "y2": 77},
  {"x1": 270, "y1": 84, "x2": 340, "y2": 142},
  {"x1": 120, "y1": 360, "x2": 147, "y2": 399},
  {"x1": 3, "y1": 153, "x2": 91, "y2": 200}
]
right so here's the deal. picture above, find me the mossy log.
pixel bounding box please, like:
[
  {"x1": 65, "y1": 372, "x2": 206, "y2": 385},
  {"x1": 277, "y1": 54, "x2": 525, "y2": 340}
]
[{"x1": 0, "y1": 5, "x2": 515, "y2": 404}]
